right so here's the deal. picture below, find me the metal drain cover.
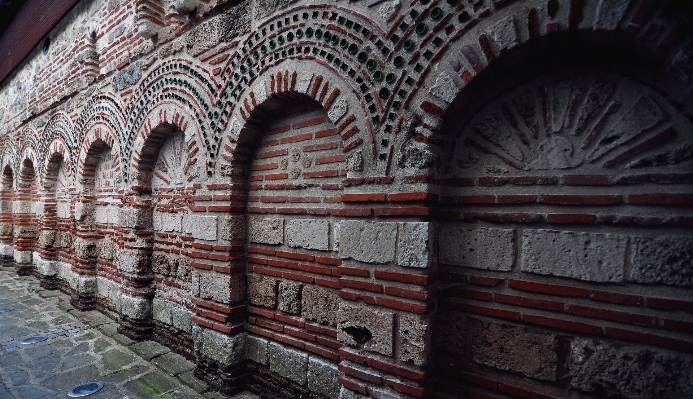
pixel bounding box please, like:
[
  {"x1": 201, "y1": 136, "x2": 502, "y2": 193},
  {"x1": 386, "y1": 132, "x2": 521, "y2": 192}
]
[
  {"x1": 19, "y1": 336, "x2": 47, "y2": 345},
  {"x1": 68, "y1": 381, "x2": 104, "y2": 397},
  {"x1": 0, "y1": 306, "x2": 13, "y2": 313}
]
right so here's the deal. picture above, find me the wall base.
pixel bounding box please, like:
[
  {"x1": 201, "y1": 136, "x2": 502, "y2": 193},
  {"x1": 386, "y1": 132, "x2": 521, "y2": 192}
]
[{"x1": 153, "y1": 320, "x2": 194, "y2": 361}]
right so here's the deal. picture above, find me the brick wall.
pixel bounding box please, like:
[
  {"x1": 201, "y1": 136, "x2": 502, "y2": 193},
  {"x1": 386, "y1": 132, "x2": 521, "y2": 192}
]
[{"x1": 0, "y1": 0, "x2": 692, "y2": 398}]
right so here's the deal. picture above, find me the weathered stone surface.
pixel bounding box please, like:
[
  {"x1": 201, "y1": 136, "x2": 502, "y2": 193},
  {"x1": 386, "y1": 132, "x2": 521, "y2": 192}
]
[
  {"x1": 472, "y1": 319, "x2": 557, "y2": 381},
  {"x1": 73, "y1": 237, "x2": 97, "y2": 259},
  {"x1": 254, "y1": 0, "x2": 298, "y2": 19},
  {"x1": 248, "y1": 216, "x2": 284, "y2": 245},
  {"x1": 118, "y1": 207, "x2": 153, "y2": 229},
  {"x1": 436, "y1": 311, "x2": 465, "y2": 355},
  {"x1": 33, "y1": 253, "x2": 57, "y2": 277},
  {"x1": 429, "y1": 70, "x2": 460, "y2": 103},
  {"x1": 185, "y1": 3, "x2": 249, "y2": 56},
  {"x1": 153, "y1": 297, "x2": 173, "y2": 325},
  {"x1": 278, "y1": 280, "x2": 301, "y2": 315},
  {"x1": 170, "y1": 304, "x2": 193, "y2": 333},
  {"x1": 593, "y1": 0, "x2": 631, "y2": 30},
  {"x1": 220, "y1": 214, "x2": 247, "y2": 242},
  {"x1": 182, "y1": 215, "x2": 217, "y2": 241},
  {"x1": 112, "y1": 61, "x2": 141, "y2": 92},
  {"x1": 399, "y1": 314, "x2": 431, "y2": 366},
  {"x1": 117, "y1": 250, "x2": 150, "y2": 274},
  {"x1": 245, "y1": 335, "x2": 269, "y2": 365},
  {"x1": 308, "y1": 356, "x2": 340, "y2": 398},
  {"x1": 268, "y1": 342, "x2": 308, "y2": 385},
  {"x1": 195, "y1": 271, "x2": 244, "y2": 304},
  {"x1": 248, "y1": 274, "x2": 277, "y2": 308},
  {"x1": 193, "y1": 325, "x2": 245, "y2": 366},
  {"x1": 439, "y1": 225, "x2": 515, "y2": 271},
  {"x1": 521, "y1": 230, "x2": 627, "y2": 282},
  {"x1": 338, "y1": 302, "x2": 394, "y2": 356},
  {"x1": 286, "y1": 219, "x2": 329, "y2": 251},
  {"x1": 569, "y1": 338, "x2": 693, "y2": 399},
  {"x1": 120, "y1": 294, "x2": 151, "y2": 319},
  {"x1": 486, "y1": 16, "x2": 517, "y2": 50},
  {"x1": 630, "y1": 235, "x2": 693, "y2": 287},
  {"x1": 301, "y1": 285, "x2": 338, "y2": 326},
  {"x1": 339, "y1": 387, "x2": 368, "y2": 399},
  {"x1": 397, "y1": 222, "x2": 435, "y2": 268},
  {"x1": 339, "y1": 221, "x2": 397, "y2": 264}
]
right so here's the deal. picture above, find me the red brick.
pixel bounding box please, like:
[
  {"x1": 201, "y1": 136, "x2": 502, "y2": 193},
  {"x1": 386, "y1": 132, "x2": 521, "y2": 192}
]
[
  {"x1": 445, "y1": 287, "x2": 492, "y2": 301},
  {"x1": 339, "y1": 278, "x2": 382, "y2": 293},
  {"x1": 588, "y1": 290, "x2": 641, "y2": 305},
  {"x1": 315, "y1": 128, "x2": 338, "y2": 138},
  {"x1": 280, "y1": 133, "x2": 312, "y2": 144},
  {"x1": 494, "y1": 293, "x2": 564, "y2": 312},
  {"x1": 646, "y1": 297, "x2": 693, "y2": 313},
  {"x1": 377, "y1": 296, "x2": 430, "y2": 314},
  {"x1": 374, "y1": 270, "x2": 434, "y2": 286},
  {"x1": 523, "y1": 314, "x2": 602, "y2": 335},
  {"x1": 385, "y1": 377, "x2": 428, "y2": 397},
  {"x1": 339, "y1": 362, "x2": 382, "y2": 384},
  {"x1": 540, "y1": 194, "x2": 622, "y2": 205},
  {"x1": 498, "y1": 383, "x2": 554, "y2": 399},
  {"x1": 467, "y1": 275, "x2": 503, "y2": 287},
  {"x1": 339, "y1": 266, "x2": 369, "y2": 277},
  {"x1": 341, "y1": 193, "x2": 387, "y2": 202},
  {"x1": 293, "y1": 117, "x2": 326, "y2": 129},
  {"x1": 441, "y1": 300, "x2": 520, "y2": 321},
  {"x1": 547, "y1": 213, "x2": 596, "y2": 224},
  {"x1": 338, "y1": 376, "x2": 367, "y2": 394},
  {"x1": 565, "y1": 304, "x2": 656, "y2": 327},
  {"x1": 508, "y1": 279, "x2": 588, "y2": 297},
  {"x1": 389, "y1": 192, "x2": 438, "y2": 202},
  {"x1": 303, "y1": 142, "x2": 338, "y2": 152},
  {"x1": 384, "y1": 286, "x2": 433, "y2": 301},
  {"x1": 562, "y1": 175, "x2": 612, "y2": 185},
  {"x1": 627, "y1": 193, "x2": 693, "y2": 206},
  {"x1": 603, "y1": 327, "x2": 693, "y2": 352}
]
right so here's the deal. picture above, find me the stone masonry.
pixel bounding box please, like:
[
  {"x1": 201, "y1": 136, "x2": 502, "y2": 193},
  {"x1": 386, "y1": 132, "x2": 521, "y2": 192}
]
[{"x1": 1, "y1": 0, "x2": 693, "y2": 398}]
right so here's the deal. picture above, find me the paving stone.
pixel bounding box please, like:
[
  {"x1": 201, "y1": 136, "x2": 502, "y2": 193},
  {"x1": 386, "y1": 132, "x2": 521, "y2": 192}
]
[
  {"x1": 124, "y1": 371, "x2": 180, "y2": 398},
  {"x1": 96, "y1": 322, "x2": 119, "y2": 337},
  {"x1": 151, "y1": 351, "x2": 195, "y2": 376},
  {"x1": 111, "y1": 332, "x2": 137, "y2": 346},
  {"x1": 178, "y1": 370, "x2": 210, "y2": 394},
  {"x1": 131, "y1": 340, "x2": 171, "y2": 360},
  {"x1": 101, "y1": 348, "x2": 139, "y2": 372}
]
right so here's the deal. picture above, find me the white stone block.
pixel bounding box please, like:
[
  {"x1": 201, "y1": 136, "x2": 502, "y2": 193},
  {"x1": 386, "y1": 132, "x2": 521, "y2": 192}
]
[
  {"x1": 439, "y1": 226, "x2": 515, "y2": 271},
  {"x1": 183, "y1": 214, "x2": 217, "y2": 240},
  {"x1": 286, "y1": 219, "x2": 329, "y2": 251},
  {"x1": 339, "y1": 221, "x2": 397, "y2": 264}
]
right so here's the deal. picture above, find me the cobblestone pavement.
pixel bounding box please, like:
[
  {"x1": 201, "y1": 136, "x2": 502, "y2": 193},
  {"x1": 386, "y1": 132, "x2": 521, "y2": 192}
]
[{"x1": 0, "y1": 268, "x2": 259, "y2": 399}]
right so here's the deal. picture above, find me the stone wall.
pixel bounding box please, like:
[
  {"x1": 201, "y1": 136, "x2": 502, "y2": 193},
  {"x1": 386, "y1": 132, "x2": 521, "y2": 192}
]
[{"x1": 0, "y1": 0, "x2": 692, "y2": 398}]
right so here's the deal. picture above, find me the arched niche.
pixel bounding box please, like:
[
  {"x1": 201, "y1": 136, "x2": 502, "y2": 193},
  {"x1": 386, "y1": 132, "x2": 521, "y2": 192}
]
[
  {"x1": 14, "y1": 159, "x2": 37, "y2": 276},
  {"x1": 0, "y1": 165, "x2": 14, "y2": 269},
  {"x1": 433, "y1": 43, "x2": 693, "y2": 399}
]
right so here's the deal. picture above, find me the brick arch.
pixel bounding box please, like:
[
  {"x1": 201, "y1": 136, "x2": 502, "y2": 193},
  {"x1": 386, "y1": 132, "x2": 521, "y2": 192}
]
[
  {"x1": 129, "y1": 102, "x2": 205, "y2": 188},
  {"x1": 431, "y1": 38, "x2": 693, "y2": 399},
  {"x1": 220, "y1": 60, "x2": 373, "y2": 178},
  {"x1": 76, "y1": 124, "x2": 123, "y2": 189},
  {"x1": 41, "y1": 138, "x2": 74, "y2": 189}
]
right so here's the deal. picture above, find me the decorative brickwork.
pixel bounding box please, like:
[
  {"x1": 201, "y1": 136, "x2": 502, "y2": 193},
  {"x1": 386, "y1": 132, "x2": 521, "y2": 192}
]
[{"x1": 1, "y1": 0, "x2": 692, "y2": 398}]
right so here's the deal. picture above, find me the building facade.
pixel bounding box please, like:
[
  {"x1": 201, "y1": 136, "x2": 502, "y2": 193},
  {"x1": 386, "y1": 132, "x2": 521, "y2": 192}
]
[{"x1": 0, "y1": 0, "x2": 692, "y2": 398}]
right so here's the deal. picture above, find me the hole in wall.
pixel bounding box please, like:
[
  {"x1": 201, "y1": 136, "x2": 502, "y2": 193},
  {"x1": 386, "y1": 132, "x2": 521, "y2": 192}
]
[
  {"x1": 42, "y1": 37, "x2": 50, "y2": 55},
  {"x1": 343, "y1": 326, "x2": 372, "y2": 345}
]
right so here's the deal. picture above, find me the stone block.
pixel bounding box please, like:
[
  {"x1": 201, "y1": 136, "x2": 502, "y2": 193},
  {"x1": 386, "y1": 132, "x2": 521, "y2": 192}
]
[
  {"x1": 521, "y1": 229, "x2": 627, "y2": 283},
  {"x1": 120, "y1": 294, "x2": 151, "y2": 319},
  {"x1": 286, "y1": 219, "x2": 329, "y2": 251},
  {"x1": 594, "y1": 0, "x2": 630, "y2": 30},
  {"x1": 338, "y1": 302, "x2": 394, "y2": 356},
  {"x1": 118, "y1": 207, "x2": 153, "y2": 229},
  {"x1": 248, "y1": 274, "x2": 277, "y2": 308},
  {"x1": 308, "y1": 356, "x2": 340, "y2": 398},
  {"x1": 278, "y1": 280, "x2": 302, "y2": 315},
  {"x1": 99, "y1": 238, "x2": 118, "y2": 261},
  {"x1": 397, "y1": 222, "x2": 435, "y2": 268},
  {"x1": 569, "y1": 338, "x2": 693, "y2": 399},
  {"x1": 33, "y1": 253, "x2": 57, "y2": 277},
  {"x1": 268, "y1": 342, "x2": 308, "y2": 385},
  {"x1": 12, "y1": 200, "x2": 32, "y2": 214},
  {"x1": 486, "y1": 16, "x2": 518, "y2": 50},
  {"x1": 254, "y1": 0, "x2": 298, "y2": 19},
  {"x1": 171, "y1": 304, "x2": 193, "y2": 333},
  {"x1": 220, "y1": 214, "x2": 247, "y2": 242},
  {"x1": 95, "y1": 205, "x2": 118, "y2": 225},
  {"x1": 112, "y1": 61, "x2": 141, "y2": 91},
  {"x1": 160, "y1": 212, "x2": 182, "y2": 232},
  {"x1": 73, "y1": 237, "x2": 97, "y2": 259},
  {"x1": 197, "y1": 271, "x2": 244, "y2": 304},
  {"x1": 13, "y1": 250, "x2": 31, "y2": 264},
  {"x1": 193, "y1": 326, "x2": 245, "y2": 366},
  {"x1": 439, "y1": 225, "x2": 515, "y2": 271},
  {"x1": 248, "y1": 216, "x2": 284, "y2": 245},
  {"x1": 37, "y1": 230, "x2": 56, "y2": 247},
  {"x1": 339, "y1": 221, "x2": 397, "y2": 264},
  {"x1": 332, "y1": 221, "x2": 340, "y2": 252},
  {"x1": 245, "y1": 335, "x2": 269, "y2": 365},
  {"x1": 399, "y1": 314, "x2": 432, "y2": 366},
  {"x1": 153, "y1": 297, "x2": 173, "y2": 325},
  {"x1": 117, "y1": 249, "x2": 151, "y2": 274},
  {"x1": 183, "y1": 214, "x2": 217, "y2": 240},
  {"x1": 436, "y1": 311, "x2": 466, "y2": 355},
  {"x1": 301, "y1": 285, "x2": 338, "y2": 327},
  {"x1": 630, "y1": 235, "x2": 693, "y2": 287},
  {"x1": 57, "y1": 202, "x2": 70, "y2": 219},
  {"x1": 339, "y1": 387, "x2": 368, "y2": 399},
  {"x1": 185, "y1": 3, "x2": 249, "y2": 56},
  {"x1": 472, "y1": 319, "x2": 557, "y2": 381},
  {"x1": 14, "y1": 225, "x2": 37, "y2": 239},
  {"x1": 0, "y1": 243, "x2": 12, "y2": 257}
]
